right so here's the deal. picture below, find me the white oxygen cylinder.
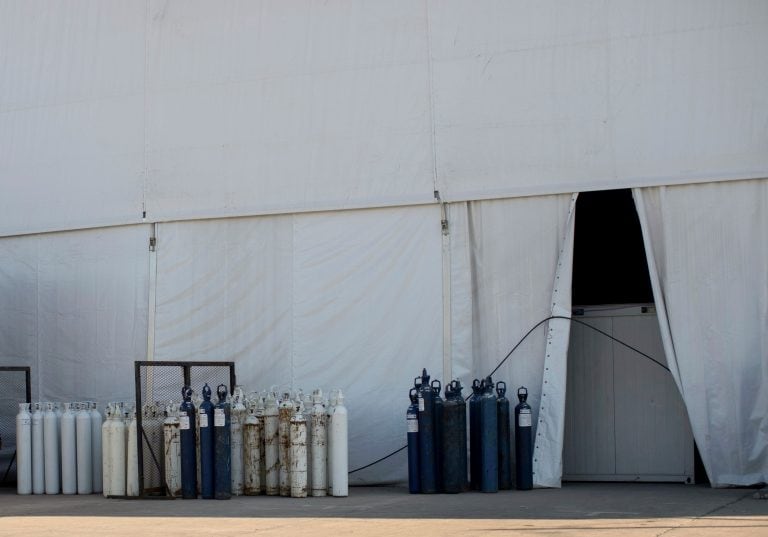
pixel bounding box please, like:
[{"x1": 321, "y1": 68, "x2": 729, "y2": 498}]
[
  {"x1": 230, "y1": 386, "x2": 245, "y2": 496},
  {"x1": 16, "y1": 403, "x2": 32, "y2": 495},
  {"x1": 60, "y1": 403, "x2": 77, "y2": 495},
  {"x1": 76, "y1": 402, "x2": 93, "y2": 494},
  {"x1": 126, "y1": 406, "x2": 139, "y2": 496},
  {"x1": 43, "y1": 402, "x2": 60, "y2": 494},
  {"x1": 31, "y1": 402, "x2": 45, "y2": 494},
  {"x1": 329, "y1": 389, "x2": 348, "y2": 497},
  {"x1": 90, "y1": 402, "x2": 103, "y2": 493},
  {"x1": 310, "y1": 389, "x2": 327, "y2": 496},
  {"x1": 109, "y1": 403, "x2": 127, "y2": 496},
  {"x1": 277, "y1": 391, "x2": 293, "y2": 497},
  {"x1": 163, "y1": 404, "x2": 181, "y2": 497},
  {"x1": 54, "y1": 402, "x2": 62, "y2": 486},
  {"x1": 101, "y1": 404, "x2": 112, "y2": 496},
  {"x1": 303, "y1": 393, "x2": 313, "y2": 492},
  {"x1": 289, "y1": 402, "x2": 307, "y2": 498},
  {"x1": 325, "y1": 391, "x2": 336, "y2": 494},
  {"x1": 264, "y1": 391, "x2": 279, "y2": 495},
  {"x1": 243, "y1": 401, "x2": 262, "y2": 495}
]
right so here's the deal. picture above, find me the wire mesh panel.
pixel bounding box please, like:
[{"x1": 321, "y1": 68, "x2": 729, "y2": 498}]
[
  {"x1": 134, "y1": 361, "x2": 235, "y2": 498},
  {"x1": 0, "y1": 367, "x2": 31, "y2": 486}
]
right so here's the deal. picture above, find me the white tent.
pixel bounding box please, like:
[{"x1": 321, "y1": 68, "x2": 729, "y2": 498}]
[{"x1": 1, "y1": 1, "x2": 766, "y2": 487}]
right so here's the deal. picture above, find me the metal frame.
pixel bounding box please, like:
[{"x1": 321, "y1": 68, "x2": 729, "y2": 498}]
[
  {"x1": 132, "y1": 361, "x2": 235, "y2": 498},
  {"x1": 0, "y1": 366, "x2": 32, "y2": 486}
]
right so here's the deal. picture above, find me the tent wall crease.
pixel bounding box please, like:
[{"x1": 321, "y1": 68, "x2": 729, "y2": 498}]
[{"x1": 3, "y1": 1, "x2": 768, "y2": 237}]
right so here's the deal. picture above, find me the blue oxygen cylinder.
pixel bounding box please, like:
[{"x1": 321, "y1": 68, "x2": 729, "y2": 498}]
[
  {"x1": 417, "y1": 368, "x2": 436, "y2": 493},
  {"x1": 406, "y1": 387, "x2": 420, "y2": 494},
  {"x1": 431, "y1": 379, "x2": 444, "y2": 492},
  {"x1": 199, "y1": 384, "x2": 215, "y2": 499},
  {"x1": 469, "y1": 379, "x2": 482, "y2": 490},
  {"x1": 179, "y1": 386, "x2": 197, "y2": 499},
  {"x1": 479, "y1": 376, "x2": 498, "y2": 493},
  {"x1": 514, "y1": 386, "x2": 533, "y2": 490},
  {"x1": 213, "y1": 384, "x2": 231, "y2": 500},
  {"x1": 496, "y1": 381, "x2": 511, "y2": 490},
  {"x1": 441, "y1": 380, "x2": 467, "y2": 494}
]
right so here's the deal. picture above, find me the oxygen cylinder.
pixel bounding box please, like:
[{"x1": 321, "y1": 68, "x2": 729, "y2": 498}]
[
  {"x1": 101, "y1": 404, "x2": 112, "y2": 497},
  {"x1": 441, "y1": 380, "x2": 467, "y2": 494},
  {"x1": 289, "y1": 402, "x2": 308, "y2": 498},
  {"x1": 496, "y1": 381, "x2": 512, "y2": 490},
  {"x1": 193, "y1": 392, "x2": 202, "y2": 496},
  {"x1": 60, "y1": 403, "x2": 77, "y2": 495},
  {"x1": 213, "y1": 384, "x2": 231, "y2": 500},
  {"x1": 256, "y1": 395, "x2": 267, "y2": 494},
  {"x1": 325, "y1": 391, "x2": 336, "y2": 495},
  {"x1": 163, "y1": 403, "x2": 181, "y2": 497},
  {"x1": 230, "y1": 386, "x2": 245, "y2": 496},
  {"x1": 243, "y1": 401, "x2": 262, "y2": 495},
  {"x1": 417, "y1": 368, "x2": 436, "y2": 493},
  {"x1": 142, "y1": 403, "x2": 163, "y2": 494},
  {"x1": 277, "y1": 391, "x2": 293, "y2": 497},
  {"x1": 264, "y1": 391, "x2": 279, "y2": 496},
  {"x1": 31, "y1": 402, "x2": 45, "y2": 494},
  {"x1": 310, "y1": 389, "x2": 327, "y2": 497},
  {"x1": 126, "y1": 406, "x2": 139, "y2": 497},
  {"x1": 116, "y1": 402, "x2": 128, "y2": 496},
  {"x1": 469, "y1": 379, "x2": 482, "y2": 490},
  {"x1": 303, "y1": 393, "x2": 313, "y2": 493},
  {"x1": 406, "y1": 387, "x2": 420, "y2": 494},
  {"x1": 76, "y1": 402, "x2": 93, "y2": 494},
  {"x1": 479, "y1": 377, "x2": 498, "y2": 493},
  {"x1": 179, "y1": 386, "x2": 197, "y2": 499},
  {"x1": 54, "y1": 402, "x2": 62, "y2": 487},
  {"x1": 43, "y1": 402, "x2": 60, "y2": 494},
  {"x1": 199, "y1": 384, "x2": 215, "y2": 499},
  {"x1": 16, "y1": 403, "x2": 32, "y2": 495},
  {"x1": 514, "y1": 387, "x2": 533, "y2": 491},
  {"x1": 431, "y1": 379, "x2": 444, "y2": 492},
  {"x1": 90, "y1": 402, "x2": 103, "y2": 494},
  {"x1": 329, "y1": 389, "x2": 348, "y2": 497}
]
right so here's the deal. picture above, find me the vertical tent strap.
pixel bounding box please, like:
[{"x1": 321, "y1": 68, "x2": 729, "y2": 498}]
[
  {"x1": 437, "y1": 191, "x2": 452, "y2": 384},
  {"x1": 146, "y1": 223, "x2": 158, "y2": 405}
]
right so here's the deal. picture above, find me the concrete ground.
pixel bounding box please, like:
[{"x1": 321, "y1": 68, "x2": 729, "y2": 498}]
[{"x1": 0, "y1": 484, "x2": 766, "y2": 536}]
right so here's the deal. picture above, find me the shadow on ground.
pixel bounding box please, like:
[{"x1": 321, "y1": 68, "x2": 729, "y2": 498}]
[{"x1": 0, "y1": 483, "x2": 765, "y2": 521}]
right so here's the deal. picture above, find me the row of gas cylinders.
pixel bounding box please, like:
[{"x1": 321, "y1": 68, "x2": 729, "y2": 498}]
[
  {"x1": 126, "y1": 384, "x2": 349, "y2": 499},
  {"x1": 407, "y1": 368, "x2": 533, "y2": 494},
  {"x1": 15, "y1": 401, "x2": 104, "y2": 495}
]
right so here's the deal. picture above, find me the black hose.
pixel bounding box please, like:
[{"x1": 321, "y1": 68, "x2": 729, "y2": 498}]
[{"x1": 348, "y1": 313, "x2": 669, "y2": 475}]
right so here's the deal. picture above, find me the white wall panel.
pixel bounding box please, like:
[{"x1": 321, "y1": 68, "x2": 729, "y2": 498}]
[
  {"x1": 0, "y1": 225, "x2": 150, "y2": 403},
  {"x1": 430, "y1": 0, "x2": 768, "y2": 200},
  {"x1": 635, "y1": 178, "x2": 768, "y2": 486},
  {"x1": 292, "y1": 205, "x2": 443, "y2": 484},
  {"x1": 153, "y1": 215, "x2": 294, "y2": 389},
  {"x1": 144, "y1": 0, "x2": 435, "y2": 221},
  {"x1": 0, "y1": 0, "x2": 146, "y2": 236}
]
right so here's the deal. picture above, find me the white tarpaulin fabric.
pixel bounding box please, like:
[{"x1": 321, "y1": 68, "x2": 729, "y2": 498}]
[
  {"x1": 3, "y1": 2, "x2": 767, "y2": 236},
  {"x1": 0, "y1": 225, "x2": 150, "y2": 402},
  {"x1": 633, "y1": 179, "x2": 768, "y2": 487},
  {"x1": 153, "y1": 205, "x2": 443, "y2": 484},
  {"x1": 448, "y1": 193, "x2": 576, "y2": 487}
]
